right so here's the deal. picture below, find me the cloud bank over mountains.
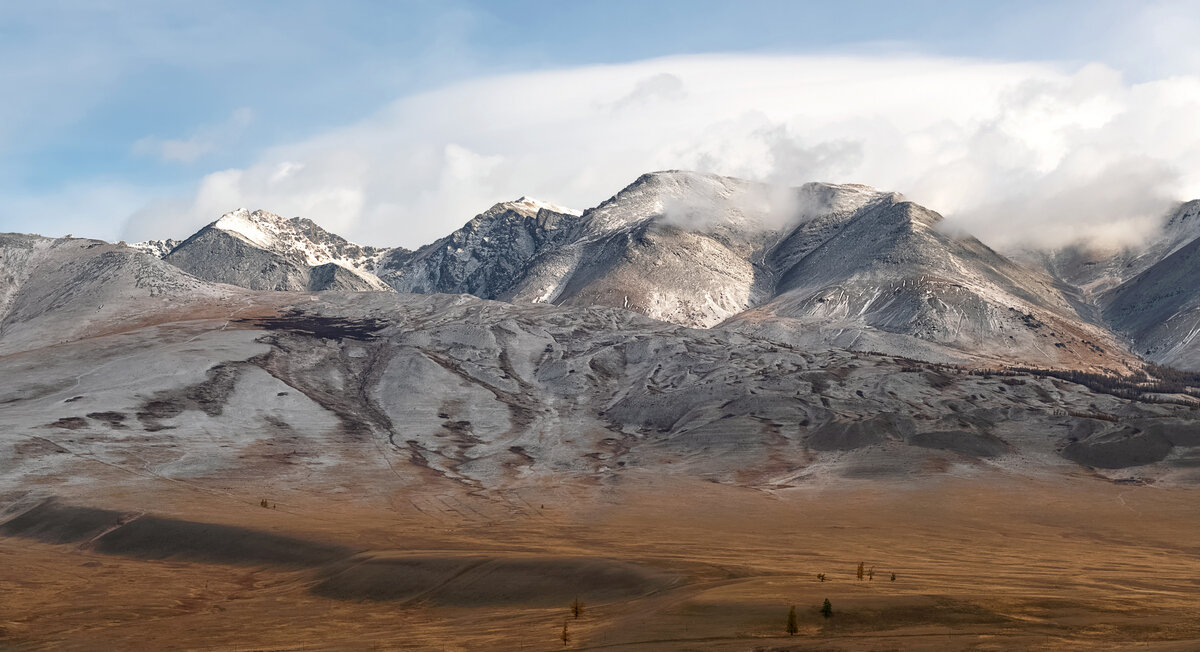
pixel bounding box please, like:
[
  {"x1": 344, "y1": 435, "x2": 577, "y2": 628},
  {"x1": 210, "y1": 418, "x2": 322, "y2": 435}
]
[{"x1": 120, "y1": 53, "x2": 1200, "y2": 251}]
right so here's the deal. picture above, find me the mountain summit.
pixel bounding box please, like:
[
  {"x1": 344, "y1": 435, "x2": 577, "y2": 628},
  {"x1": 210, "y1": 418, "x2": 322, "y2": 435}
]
[{"x1": 163, "y1": 208, "x2": 391, "y2": 292}]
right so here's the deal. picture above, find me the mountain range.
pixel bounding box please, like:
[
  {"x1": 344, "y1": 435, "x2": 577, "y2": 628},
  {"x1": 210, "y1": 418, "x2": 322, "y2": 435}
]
[{"x1": 121, "y1": 170, "x2": 1200, "y2": 372}]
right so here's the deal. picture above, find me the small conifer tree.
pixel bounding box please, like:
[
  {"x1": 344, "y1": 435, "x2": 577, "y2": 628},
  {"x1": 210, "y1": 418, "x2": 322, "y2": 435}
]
[
  {"x1": 571, "y1": 598, "x2": 584, "y2": 619},
  {"x1": 821, "y1": 598, "x2": 833, "y2": 618},
  {"x1": 856, "y1": 561, "x2": 864, "y2": 580},
  {"x1": 561, "y1": 620, "x2": 570, "y2": 646}
]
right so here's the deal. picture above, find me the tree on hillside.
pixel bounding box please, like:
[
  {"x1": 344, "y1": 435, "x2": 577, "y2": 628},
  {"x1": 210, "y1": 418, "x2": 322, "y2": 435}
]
[
  {"x1": 571, "y1": 597, "x2": 584, "y2": 619},
  {"x1": 786, "y1": 605, "x2": 798, "y2": 635},
  {"x1": 821, "y1": 598, "x2": 833, "y2": 618},
  {"x1": 856, "y1": 561, "x2": 864, "y2": 580},
  {"x1": 561, "y1": 621, "x2": 570, "y2": 646}
]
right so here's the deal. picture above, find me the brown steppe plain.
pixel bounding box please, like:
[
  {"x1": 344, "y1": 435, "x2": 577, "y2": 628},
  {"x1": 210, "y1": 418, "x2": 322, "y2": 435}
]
[{"x1": 3, "y1": 467, "x2": 1200, "y2": 651}]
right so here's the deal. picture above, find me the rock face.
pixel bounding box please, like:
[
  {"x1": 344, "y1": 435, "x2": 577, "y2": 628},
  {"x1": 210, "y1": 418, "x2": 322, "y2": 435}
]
[
  {"x1": 1103, "y1": 236, "x2": 1200, "y2": 369},
  {"x1": 504, "y1": 172, "x2": 841, "y2": 328},
  {"x1": 1035, "y1": 200, "x2": 1200, "y2": 300},
  {"x1": 376, "y1": 197, "x2": 582, "y2": 297},
  {"x1": 1030, "y1": 198, "x2": 1200, "y2": 371},
  {"x1": 164, "y1": 209, "x2": 392, "y2": 292},
  {"x1": 129, "y1": 238, "x2": 180, "y2": 258}
]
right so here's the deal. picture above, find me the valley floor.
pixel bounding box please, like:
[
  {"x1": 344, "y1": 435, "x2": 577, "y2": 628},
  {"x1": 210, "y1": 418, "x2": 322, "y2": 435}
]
[{"x1": 3, "y1": 472, "x2": 1199, "y2": 651}]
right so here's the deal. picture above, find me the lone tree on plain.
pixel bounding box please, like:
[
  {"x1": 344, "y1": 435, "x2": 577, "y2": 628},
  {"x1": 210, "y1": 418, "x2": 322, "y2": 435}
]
[
  {"x1": 890, "y1": 572, "x2": 896, "y2": 582},
  {"x1": 786, "y1": 605, "x2": 799, "y2": 635},
  {"x1": 867, "y1": 567, "x2": 875, "y2": 581},
  {"x1": 856, "y1": 561, "x2": 864, "y2": 580},
  {"x1": 561, "y1": 621, "x2": 570, "y2": 646},
  {"x1": 821, "y1": 598, "x2": 833, "y2": 618},
  {"x1": 571, "y1": 597, "x2": 584, "y2": 619}
]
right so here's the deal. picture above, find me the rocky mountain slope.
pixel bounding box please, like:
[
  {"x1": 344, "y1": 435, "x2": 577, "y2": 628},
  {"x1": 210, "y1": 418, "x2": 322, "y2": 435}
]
[
  {"x1": 1032, "y1": 200, "x2": 1200, "y2": 299},
  {"x1": 162, "y1": 209, "x2": 393, "y2": 292},
  {"x1": 503, "y1": 172, "x2": 854, "y2": 328},
  {"x1": 730, "y1": 196, "x2": 1134, "y2": 371},
  {"x1": 375, "y1": 197, "x2": 582, "y2": 297},
  {"x1": 1103, "y1": 235, "x2": 1200, "y2": 369},
  {"x1": 0, "y1": 234, "x2": 247, "y2": 356},
  {"x1": 1021, "y1": 198, "x2": 1200, "y2": 371}
]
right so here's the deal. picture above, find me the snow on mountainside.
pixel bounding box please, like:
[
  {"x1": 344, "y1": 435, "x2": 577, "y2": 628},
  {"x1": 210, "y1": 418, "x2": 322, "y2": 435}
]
[
  {"x1": 507, "y1": 196, "x2": 581, "y2": 217},
  {"x1": 164, "y1": 209, "x2": 393, "y2": 292},
  {"x1": 129, "y1": 238, "x2": 180, "y2": 258},
  {"x1": 211, "y1": 208, "x2": 388, "y2": 271}
]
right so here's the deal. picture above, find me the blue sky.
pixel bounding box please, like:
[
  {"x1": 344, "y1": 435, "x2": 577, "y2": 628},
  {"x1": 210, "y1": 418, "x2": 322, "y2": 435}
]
[{"x1": 3, "y1": 1, "x2": 1200, "y2": 248}]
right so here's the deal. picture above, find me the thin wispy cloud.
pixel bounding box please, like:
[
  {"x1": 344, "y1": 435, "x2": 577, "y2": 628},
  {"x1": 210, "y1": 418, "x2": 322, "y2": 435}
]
[{"x1": 132, "y1": 108, "x2": 254, "y2": 163}]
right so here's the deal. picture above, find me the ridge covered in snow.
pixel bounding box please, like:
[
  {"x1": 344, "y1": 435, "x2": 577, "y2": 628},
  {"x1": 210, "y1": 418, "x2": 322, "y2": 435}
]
[
  {"x1": 211, "y1": 208, "x2": 387, "y2": 272},
  {"x1": 162, "y1": 208, "x2": 393, "y2": 292},
  {"x1": 504, "y1": 196, "x2": 582, "y2": 218},
  {"x1": 128, "y1": 238, "x2": 181, "y2": 258}
]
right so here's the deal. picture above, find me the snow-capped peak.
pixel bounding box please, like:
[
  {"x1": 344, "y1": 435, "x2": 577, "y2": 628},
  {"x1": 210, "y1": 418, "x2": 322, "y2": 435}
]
[
  {"x1": 504, "y1": 196, "x2": 581, "y2": 217},
  {"x1": 204, "y1": 207, "x2": 388, "y2": 283},
  {"x1": 212, "y1": 208, "x2": 292, "y2": 251}
]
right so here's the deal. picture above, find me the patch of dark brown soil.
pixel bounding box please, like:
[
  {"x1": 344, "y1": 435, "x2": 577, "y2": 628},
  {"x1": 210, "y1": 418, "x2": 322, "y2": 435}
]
[
  {"x1": 807, "y1": 415, "x2": 911, "y2": 451},
  {"x1": 133, "y1": 362, "x2": 245, "y2": 429},
  {"x1": 909, "y1": 430, "x2": 1010, "y2": 458},
  {"x1": 235, "y1": 314, "x2": 387, "y2": 341},
  {"x1": 44, "y1": 417, "x2": 88, "y2": 430},
  {"x1": 86, "y1": 411, "x2": 128, "y2": 428}
]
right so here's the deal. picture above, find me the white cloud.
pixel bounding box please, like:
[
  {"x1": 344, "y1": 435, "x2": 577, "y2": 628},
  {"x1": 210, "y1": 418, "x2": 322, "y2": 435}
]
[
  {"x1": 120, "y1": 54, "x2": 1200, "y2": 252},
  {"x1": 131, "y1": 107, "x2": 254, "y2": 163}
]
